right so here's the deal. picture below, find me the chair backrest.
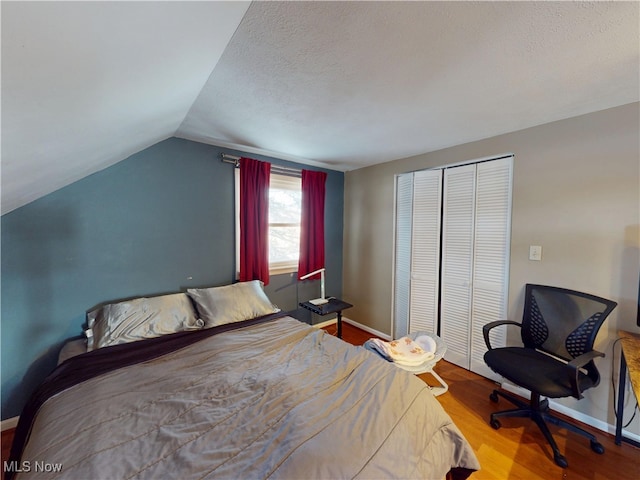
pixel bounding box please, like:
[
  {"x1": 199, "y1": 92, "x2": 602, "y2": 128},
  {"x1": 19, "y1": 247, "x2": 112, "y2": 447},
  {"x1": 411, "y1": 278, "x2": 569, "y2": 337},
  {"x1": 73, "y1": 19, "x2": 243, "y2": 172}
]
[{"x1": 521, "y1": 284, "x2": 617, "y2": 361}]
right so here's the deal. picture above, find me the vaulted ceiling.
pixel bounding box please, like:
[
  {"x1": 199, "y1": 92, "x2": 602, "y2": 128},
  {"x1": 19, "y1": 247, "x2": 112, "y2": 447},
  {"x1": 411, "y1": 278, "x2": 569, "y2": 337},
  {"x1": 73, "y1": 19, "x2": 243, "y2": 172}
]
[{"x1": 2, "y1": 1, "x2": 638, "y2": 214}]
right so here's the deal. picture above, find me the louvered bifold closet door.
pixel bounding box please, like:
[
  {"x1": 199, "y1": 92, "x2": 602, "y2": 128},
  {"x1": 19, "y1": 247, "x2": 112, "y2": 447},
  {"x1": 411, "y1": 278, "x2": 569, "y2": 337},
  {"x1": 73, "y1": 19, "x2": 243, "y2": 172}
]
[
  {"x1": 409, "y1": 169, "x2": 442, "y2": 335},
  {"x1": 440, "y1": 164, "x2": 477, "y2": 368},
  {"x1": 393, "y1": 173, "x2": 414, "y2": 340},
  {"x1": 470, "y1": 157, "x2": 512, "y2": 380}
]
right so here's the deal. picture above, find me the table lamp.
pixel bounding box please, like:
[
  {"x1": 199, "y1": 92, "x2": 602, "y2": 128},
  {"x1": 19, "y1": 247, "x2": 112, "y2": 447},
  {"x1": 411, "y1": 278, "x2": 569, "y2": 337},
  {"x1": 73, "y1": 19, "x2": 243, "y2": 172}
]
[{"x1": 300, "y1": 268, "x2": 328, "y2": 305}]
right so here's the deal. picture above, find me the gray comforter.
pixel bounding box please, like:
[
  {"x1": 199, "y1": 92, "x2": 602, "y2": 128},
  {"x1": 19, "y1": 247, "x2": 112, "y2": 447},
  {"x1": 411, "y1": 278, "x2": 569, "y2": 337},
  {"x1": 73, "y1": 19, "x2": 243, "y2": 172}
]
[{"x1": 15, "y1": 316, "x2": 479, "y2": 479}]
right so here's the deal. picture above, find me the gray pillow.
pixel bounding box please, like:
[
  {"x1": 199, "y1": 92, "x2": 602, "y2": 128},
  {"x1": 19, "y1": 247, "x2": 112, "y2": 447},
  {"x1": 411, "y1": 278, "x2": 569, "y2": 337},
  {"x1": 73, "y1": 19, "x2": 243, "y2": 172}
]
[
  {"x1": 187, "y1": 280, "x2": 279, "y2": 327},
  {"x1": 86, "y1": 293, "x2": 203, "y2": 351}
]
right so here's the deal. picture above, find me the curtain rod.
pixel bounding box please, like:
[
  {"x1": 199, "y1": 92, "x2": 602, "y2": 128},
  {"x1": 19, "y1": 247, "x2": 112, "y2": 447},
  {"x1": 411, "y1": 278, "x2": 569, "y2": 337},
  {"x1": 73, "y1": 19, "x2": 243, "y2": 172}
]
[
  {"x1": 221, "y1": 153, "x2": 241, "y2": 166},
  {"x1": 221, "y1": 153, "x2": 302, "y2": 177}
]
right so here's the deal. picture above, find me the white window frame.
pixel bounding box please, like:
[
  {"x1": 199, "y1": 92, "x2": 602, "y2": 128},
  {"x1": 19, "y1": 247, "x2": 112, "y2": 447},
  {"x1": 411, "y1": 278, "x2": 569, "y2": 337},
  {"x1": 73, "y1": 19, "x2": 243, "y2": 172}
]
[{"x1": 235, "y1": 169, "x2": 302, "y2": 277}]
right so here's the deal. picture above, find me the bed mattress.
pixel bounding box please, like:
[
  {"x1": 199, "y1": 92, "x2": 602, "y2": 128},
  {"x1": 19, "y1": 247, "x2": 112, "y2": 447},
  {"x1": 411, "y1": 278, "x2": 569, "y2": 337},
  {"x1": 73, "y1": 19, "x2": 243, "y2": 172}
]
[{"x1": 9, "y1": 315, "x2": 479, "y2": 479}]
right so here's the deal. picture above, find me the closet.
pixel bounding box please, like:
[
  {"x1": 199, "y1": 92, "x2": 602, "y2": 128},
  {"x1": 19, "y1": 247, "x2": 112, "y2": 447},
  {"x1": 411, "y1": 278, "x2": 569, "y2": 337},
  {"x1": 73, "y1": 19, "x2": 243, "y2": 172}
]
[{"x1": 392, "y1": 155, "x2": 513, "y2": 380}]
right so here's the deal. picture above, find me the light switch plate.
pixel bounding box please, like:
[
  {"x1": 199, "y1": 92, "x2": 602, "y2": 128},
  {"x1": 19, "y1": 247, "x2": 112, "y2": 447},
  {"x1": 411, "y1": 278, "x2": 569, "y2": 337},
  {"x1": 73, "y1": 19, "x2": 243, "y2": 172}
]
[{"x1": 529, "y1": 245, "x2": 542, "y2": 261}]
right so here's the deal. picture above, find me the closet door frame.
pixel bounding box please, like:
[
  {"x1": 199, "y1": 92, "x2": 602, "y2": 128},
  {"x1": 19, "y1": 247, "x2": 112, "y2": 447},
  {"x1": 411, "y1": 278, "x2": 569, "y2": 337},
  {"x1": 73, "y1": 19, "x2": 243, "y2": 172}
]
[
  {"x1": 469, "y1": 157, "x2": 513, "y2": 380},
  {"x1": 392, "y1": 173, "x2": 414, "y2": 340},
  {"x1": 440, "y1": 163, "x2": 478, "y2": 369},
  {"x1": 392, "y1": 154, "x2": 513, "y2": 381},
  {"x1": 408, "y1": 169, "x2": 443, "y2": 335}
]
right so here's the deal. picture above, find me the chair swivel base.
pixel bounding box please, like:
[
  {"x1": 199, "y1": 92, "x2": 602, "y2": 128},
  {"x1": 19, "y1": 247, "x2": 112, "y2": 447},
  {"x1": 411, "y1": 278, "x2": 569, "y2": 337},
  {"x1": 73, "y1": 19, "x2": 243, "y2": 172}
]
[{"x1": 488, "y1": 389, "x2": 604, "y2": 468}]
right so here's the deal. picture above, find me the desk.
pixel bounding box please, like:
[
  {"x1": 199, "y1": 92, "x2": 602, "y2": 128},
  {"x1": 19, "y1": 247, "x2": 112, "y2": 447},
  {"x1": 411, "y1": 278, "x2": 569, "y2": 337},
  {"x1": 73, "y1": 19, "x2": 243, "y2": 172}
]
[
  {"x1": 299, "y1": 298, "x2": 353, "y2": 339},
  {"x1": 615, "y1": 330, "x2": 640, "y2": 447}
]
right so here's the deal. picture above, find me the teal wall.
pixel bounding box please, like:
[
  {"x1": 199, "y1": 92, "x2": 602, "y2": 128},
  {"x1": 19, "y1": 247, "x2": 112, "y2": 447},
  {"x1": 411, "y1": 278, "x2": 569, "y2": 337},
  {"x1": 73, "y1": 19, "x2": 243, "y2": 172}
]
[{"x1": 1, "y1": 137, "x2": 344, "y2": 420}]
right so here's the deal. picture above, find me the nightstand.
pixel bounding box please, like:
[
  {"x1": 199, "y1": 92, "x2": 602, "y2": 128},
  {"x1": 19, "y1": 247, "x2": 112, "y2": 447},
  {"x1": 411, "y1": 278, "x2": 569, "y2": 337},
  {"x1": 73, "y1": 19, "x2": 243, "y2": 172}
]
[{"x1": 299, "y1": 298, "x2": 353, "y2": 338}]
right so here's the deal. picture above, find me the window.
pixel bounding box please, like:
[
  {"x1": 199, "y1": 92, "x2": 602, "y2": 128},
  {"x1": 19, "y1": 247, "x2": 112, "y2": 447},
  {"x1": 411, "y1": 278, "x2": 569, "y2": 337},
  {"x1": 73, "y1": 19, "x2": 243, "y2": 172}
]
[
  {"x1": 268, "y1": 174, "x2": 301, "y2": 273},
  {"x1": 235, "y1": 170, "x2": 302, "y2": 276}
]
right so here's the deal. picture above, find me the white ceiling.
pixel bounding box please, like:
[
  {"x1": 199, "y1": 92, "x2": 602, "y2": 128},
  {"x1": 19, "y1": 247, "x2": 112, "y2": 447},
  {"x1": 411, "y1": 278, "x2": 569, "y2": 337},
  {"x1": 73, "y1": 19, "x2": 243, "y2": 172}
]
[{"x1": 2, "y1": 1, "x2": 639, "y2": 215}]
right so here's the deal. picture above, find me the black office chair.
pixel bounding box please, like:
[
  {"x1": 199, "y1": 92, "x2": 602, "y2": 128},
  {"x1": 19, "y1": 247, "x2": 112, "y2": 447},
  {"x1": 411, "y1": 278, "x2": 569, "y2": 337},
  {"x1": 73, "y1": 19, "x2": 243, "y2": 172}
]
[{"x1": 483, "y1": 284, "x2": 617, "y2": 468}]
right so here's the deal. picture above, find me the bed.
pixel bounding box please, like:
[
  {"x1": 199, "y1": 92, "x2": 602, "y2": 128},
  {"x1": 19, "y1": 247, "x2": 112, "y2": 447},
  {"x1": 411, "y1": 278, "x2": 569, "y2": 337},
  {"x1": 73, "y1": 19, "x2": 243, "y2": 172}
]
[{"x1": 7, "y1": 281, "x2": 480, "y2": 479}]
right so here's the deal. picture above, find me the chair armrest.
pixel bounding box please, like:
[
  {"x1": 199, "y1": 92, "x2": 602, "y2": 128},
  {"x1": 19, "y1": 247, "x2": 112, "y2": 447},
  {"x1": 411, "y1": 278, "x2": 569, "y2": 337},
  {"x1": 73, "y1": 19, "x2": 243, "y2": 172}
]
[
  {"x1": 483, "y1": 320, "x2": 521, "y2": 351},
  {"x1": 565, "y1": 350, "x2": 605, "y2": 399},
  {"x1": 567, "y1": 350, "x2": 605, "y2": 369}
]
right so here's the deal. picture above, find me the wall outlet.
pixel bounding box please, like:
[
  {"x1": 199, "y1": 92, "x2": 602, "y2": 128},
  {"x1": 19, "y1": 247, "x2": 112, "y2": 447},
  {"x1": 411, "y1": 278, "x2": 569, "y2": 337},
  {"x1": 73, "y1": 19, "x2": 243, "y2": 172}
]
[{"x1": 529, "y1": 245, "x2": 542, "y2": 261}]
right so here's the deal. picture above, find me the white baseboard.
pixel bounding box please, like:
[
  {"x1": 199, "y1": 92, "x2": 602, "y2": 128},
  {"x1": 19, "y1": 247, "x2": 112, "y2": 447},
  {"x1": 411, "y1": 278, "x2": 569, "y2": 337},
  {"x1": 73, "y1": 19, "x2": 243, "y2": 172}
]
[
  {"x1": 1, "y1": 416, "x2": 19, "y2": 431},
  {"x1": 313, "y1": 318, "x2": 338, "y2": 329},
  {"x1": 342, "y1": 317, "x2": 392, "y2": 341},
  {"x1": 502, "y1": 383, "x2": 640, "y2": 443},
  {"x1": 312, "y1": 316, "x2": 391, "y2": 341},
  {"x1": 619, "y1": 427, "x2": 640, "y2": 443}
]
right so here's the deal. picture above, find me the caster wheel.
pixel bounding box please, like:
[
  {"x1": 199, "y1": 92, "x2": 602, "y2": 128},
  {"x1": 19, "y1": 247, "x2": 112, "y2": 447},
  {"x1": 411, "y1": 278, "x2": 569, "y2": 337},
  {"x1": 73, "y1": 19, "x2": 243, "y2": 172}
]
[
  {"x1": 490, "y1": 418, "x2": 501, "y2": 430},
  {"x1": 554, "y1": 453, "x2": 568, "y2": 468},
  {"x1": 590, "y1": 441, "x2": 605, "y2": 454},
  {"x1": 489, "y1": 392, "x2": 499, "y2": 403}
]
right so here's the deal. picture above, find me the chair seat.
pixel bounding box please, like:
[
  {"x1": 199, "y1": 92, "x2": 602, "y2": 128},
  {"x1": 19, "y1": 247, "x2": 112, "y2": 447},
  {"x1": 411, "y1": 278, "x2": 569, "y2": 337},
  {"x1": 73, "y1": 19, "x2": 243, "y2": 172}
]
[{"x1": 484, "y1": 347, "x2": 596, "y2": 399}]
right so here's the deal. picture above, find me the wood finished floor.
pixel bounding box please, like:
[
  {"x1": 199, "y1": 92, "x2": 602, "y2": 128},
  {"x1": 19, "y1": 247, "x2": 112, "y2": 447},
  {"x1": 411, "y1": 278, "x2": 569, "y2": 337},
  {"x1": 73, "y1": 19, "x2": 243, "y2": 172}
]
[
  {"x1": 2, "y1": 322, "x2": 638, "y2": 480},
  {"x1": 330, "y1": 322, "x2": 640, "y2": 480}
]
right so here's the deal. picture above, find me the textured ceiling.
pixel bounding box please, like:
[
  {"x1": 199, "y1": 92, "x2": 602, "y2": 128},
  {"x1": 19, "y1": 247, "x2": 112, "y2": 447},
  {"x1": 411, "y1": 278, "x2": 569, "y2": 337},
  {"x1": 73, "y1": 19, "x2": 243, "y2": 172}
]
[
  {"x1": 1, "y1": 1, "x2": 251, "y2": 214},
  {"x1": 2, "y1": 1, "x2": 639, "y2": 214}
]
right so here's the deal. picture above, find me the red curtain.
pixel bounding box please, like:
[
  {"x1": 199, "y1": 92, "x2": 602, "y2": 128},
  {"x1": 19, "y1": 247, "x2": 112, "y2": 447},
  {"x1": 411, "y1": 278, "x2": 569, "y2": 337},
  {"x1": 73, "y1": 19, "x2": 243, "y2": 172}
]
[
  {"x1": 298, "y1": 169, "x2": 327, "y2": 280},
  {"x1": 239, "y1": 157, "x2": 271, "y2": 285}
]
